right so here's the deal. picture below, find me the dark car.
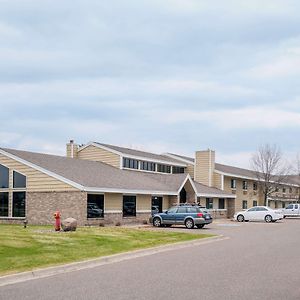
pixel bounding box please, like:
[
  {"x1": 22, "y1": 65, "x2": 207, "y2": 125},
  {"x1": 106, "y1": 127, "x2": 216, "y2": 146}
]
[{"x1": 150, "y1": 204, "x2": 213, "y2": 229}]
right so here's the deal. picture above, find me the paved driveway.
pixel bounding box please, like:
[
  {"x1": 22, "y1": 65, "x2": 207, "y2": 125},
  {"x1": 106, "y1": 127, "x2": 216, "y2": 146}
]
[{"x1": 1, "y1": 219, "x2": 300, "y2": 300}]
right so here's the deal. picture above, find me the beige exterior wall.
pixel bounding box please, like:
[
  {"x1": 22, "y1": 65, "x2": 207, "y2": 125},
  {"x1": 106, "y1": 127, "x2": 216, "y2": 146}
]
[
  {"x1": 213, "y1": 172, "x2": 223, "y2": 190},
  {"x1": 0, "y1": 153, "x2": 77, "y2": 192},
  {"x1": 185, "y1": 164, "x2": 195, "y2": 179},
  {"x1": 136, "y1": 194, "x2": 151, "y2": 211},
  {"x1": 66, "y1": 142, "x2": 79, "y2": 158},
  {"x1": 78, "y1": 145, "x2": 120, "y2": 168},
  {"x1": 194, "y1": 150, "x2": 215, "y2": 187},
  {"x1": 104, "y1": 193, "x2": 122, "y2": 211},
  {"x1": 223, "y1": 176, "x2": 261, "y2": 211}
]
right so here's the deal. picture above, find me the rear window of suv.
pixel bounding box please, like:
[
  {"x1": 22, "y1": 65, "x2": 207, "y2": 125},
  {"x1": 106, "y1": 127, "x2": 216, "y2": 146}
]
[{"x1": 187, "y1": 207, "x2": 199, "y2": 213}]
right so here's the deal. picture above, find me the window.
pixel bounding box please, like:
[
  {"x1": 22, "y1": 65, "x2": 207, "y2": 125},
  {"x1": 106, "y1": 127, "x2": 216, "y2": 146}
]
[
  {"x1": 242, "y1": 181, "x2": 248, "y2": 190},
  {"x1": 167, "y1": 207, "x2": 178, "y2": 214},
  {"x1": 206, "y1": 198, "x2": 213, "y2": 209},
  {"x1": 123, "y1": 195, "x2": 136, "y2": 217},
  {"x1": 295, "y1": 204, "x2": 299, "y2": 209},
  {"x1": 218, "y1": 198, "x2": 225, "y2": 209},
  {"x1": 0, "y1": 192, "x2": 9, "y2": 217},
  {"x1": 248, "y1": 207, "x2": 257, "y2": 212},
  {"x1": 140, "y1": 161, "x2": 156, "y2": 172},
  {"x1": 157, "y1": 164, "x2": 171, "y2": 173},
  {"x1": 123, "y1": 158, "x2": 139, "y2": 169},
  {"x1": 87, "y1": 194, "x2": 104, "y2": 218},
  {"x1": 0, "y1": 164, "x2": 9, "y2": 189},
  {"x1": 242, "y1": 200, "x2": 247, "y2": 209},
  {"x1": 253, "y1": 200, "x2": 257, "y2": 207},
  {"x1": 13, "y1": 171, "x2": 26, "y2": 189},
  {"x1": 187, "y1": 207, "x2": 198, "y2": 213},
  {"x1": 282, "y1": 202, "x2": 286, "y2": 208},
  {"x1": 172, "y1": 166, "x2": 185, "y2": 174},
  {"x1": 275, "y1": 186, "x2": 279, "y2": 192},
  {"x1": 12, "y1": 192, "x2": 26, "y2": 217},
  {"x1": 177, "y1": 207, "x2": 187, "y2": 213},
  {"x1": 282, "y1": 187, "x2": 286, "y2": 193},
  {"x1": 286, "y1": 204, "x2": 293, "y2": 209},
  {"x1": 253, "y1": 182, "x2": 257, "y2": 191},
  {"x1": 257, "y1": 207, "x2": 268, "y2": 211},
  {"x1": 231, "y1": 179, "x2": 236, "y2": 189},
  {"x1": 289, "y1": 187, "x2": 293, "y2": 194}
]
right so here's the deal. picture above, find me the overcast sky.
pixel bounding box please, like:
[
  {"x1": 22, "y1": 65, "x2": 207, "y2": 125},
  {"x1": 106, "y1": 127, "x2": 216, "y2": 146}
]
[{"x1": 1, "y1": 0, "x2": 300, "y2": 168}]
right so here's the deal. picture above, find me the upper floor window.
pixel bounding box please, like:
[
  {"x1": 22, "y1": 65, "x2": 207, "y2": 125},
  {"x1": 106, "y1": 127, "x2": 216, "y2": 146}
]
[
  {"x1": 231, "y1": 179, "x2": 236, "y2": 189},
  {"x1": 13, "y1": 171, "x2": 26, "y2": 189},
  {"x1": 253, "y1": 182, "x2": 258, "y2": 191},
  {"x1": 172, "y1": 166, "x2": 185, "y2": 174},
  {"x1": 0, "y1": 164, "x2": 9, "y2": 189},
  {"x1": 275, "y1": 186, "x2": 279, "y2": 192},
  {"x1": 157, "y1": 164, "x2": 171, "y2": 174},
  {"x1": 123, "y1": 158, "x2": 139, "y2": 169},
  {"x1": 282, "y1": 187, "x2": 286, "y2": 194},
  {"x1": 289, "y1": 187, "x2": 293, "y2": 194},
  {"x1": 140, "y1": 161, "x2": 156, "y2": 172},
  {"x1": 242, "y1": 181, "x2": 248, "y2": 190}
]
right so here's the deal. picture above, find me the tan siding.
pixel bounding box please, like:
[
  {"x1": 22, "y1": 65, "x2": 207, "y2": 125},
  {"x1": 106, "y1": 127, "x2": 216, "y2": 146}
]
[
  {"x1": 0, "y1": 153, "x2": 77, "y2": 192},
  {"x1": 137, "y1": 194, "x2": 151, "y2": 211},
  {"x1": 104, "y1": 193, "x2": 122, "y2": 210},
  {"x1": 78, "y1": 145, "x2": 120, "y2": 168},
  {"x1": 194, "y1": 150, "x2": 215, "y2": 187},
  {"x1": 162, "y1": 196, "x2": 170, "y2": 210},
  {"x1": 185, "y1": 164, "x2": 195, "y2": 179},
  {"x1": 213, "y1": 172, "x2": 222, "y2": 189},
  {"x1": 223, "y1": 176, "x2": 260, "y2": 211}
]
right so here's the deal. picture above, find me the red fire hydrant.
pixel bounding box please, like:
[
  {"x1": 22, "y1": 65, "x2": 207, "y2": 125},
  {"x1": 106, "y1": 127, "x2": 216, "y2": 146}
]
[{"x1": 54, "y1": 211, "x2": 61, "y2": 231}]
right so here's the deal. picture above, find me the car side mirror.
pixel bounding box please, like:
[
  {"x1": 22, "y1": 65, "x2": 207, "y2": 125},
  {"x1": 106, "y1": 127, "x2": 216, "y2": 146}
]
[{"x1": 164, "y1": 210, "x2": 168, "y2": 214}]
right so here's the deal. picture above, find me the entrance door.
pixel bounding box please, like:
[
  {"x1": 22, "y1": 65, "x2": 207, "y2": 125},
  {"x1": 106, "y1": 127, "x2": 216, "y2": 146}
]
[
  {"x1": 152, "y1": 196, "x2": 163, "y2": 214},
  {"x1": 180, "y1": 188, "x2": 187, "y2": 203}
]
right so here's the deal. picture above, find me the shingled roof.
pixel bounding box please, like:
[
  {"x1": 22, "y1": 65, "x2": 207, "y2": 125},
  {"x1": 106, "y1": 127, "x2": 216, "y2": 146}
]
[{"x1": 0, "y1": 148, "x2": 234, "y2": 197}]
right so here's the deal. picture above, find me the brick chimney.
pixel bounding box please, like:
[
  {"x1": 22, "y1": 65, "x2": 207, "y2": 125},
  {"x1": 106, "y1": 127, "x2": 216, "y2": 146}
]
[
  {"x1": 66, "y1": 140, "x2": 79, "y2": 158},
  {"x1": 194, "y1": 149, "x2": 215, "y2": 187}
]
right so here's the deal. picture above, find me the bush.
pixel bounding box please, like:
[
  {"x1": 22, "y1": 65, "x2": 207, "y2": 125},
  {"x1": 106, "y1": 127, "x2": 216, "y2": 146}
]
[
  {"x1": 142, "y1": 220, "x2": 148, "y2": 225},
  {"x1": 115, "y1": 221, "x2": 121, "y2": 226},
  {"x1": 99, "y1": 223, "x2": 105, "y2": 227}
]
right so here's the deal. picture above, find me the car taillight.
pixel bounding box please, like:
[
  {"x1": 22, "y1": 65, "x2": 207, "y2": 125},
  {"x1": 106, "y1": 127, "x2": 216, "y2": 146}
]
[{"x1": 197, "y1": 213, "x2": 203, "y2": 217}]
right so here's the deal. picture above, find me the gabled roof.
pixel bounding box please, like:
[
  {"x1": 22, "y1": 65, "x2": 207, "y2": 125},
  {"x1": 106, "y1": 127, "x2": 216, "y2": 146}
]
[
  {"x1": 0, "y1": 147, "x2": 234, "y2": 198},
  {"x1": 80, "y1": 142, "x2": 187, "y2": 166},
  {"x1": 214, "y1": 163, "x2": 256, "y2": 179}
]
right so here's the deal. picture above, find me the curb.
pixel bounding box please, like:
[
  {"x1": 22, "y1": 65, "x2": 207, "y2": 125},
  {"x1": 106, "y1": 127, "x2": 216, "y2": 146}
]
[{"x1": 0, "y1": 235, "x2": 228, "y2": 287}]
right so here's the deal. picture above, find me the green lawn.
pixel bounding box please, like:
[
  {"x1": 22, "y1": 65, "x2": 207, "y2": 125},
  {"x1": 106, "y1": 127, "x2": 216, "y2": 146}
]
[{"x1": 0, "y1": 225, "x2": 213, "y2": 276}]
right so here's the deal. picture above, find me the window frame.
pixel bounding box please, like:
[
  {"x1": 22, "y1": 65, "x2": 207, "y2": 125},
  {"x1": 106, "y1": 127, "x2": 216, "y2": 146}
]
[
  {"x1": 0, "y1": 192, "x2": 9, "y2": 217},
  {"x1": 13, "y1": 170, "x2": 27, "y2": 189},
  {"x1": 231, "y1": 179, "x2": 236, "y2": 189},
  {"x1": 12, "y1": 191, "x2": 26, "y2": 218},
  {"x1": 0, "y1": 163, "x2": 9, "y2": 189},
  {"x1": 242, "y1": 200, "x2": 248, "y2": 210}
]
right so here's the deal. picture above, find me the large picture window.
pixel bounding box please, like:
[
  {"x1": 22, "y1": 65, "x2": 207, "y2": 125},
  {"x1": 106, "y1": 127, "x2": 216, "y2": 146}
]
[
  {"x1": 0, "y1": 164, "x2": 9, "y2": 189},
  {"x1": 87, "y1": 194, "x2": 104, "y2": 218},
  {"x1": 0, "y1": 192, "x2": 9, "y2": 217},
  {"x1": 123, "y1": 195, "x2": 136, "y2": 217},
  {"x1": 12, "y1": 192, "x2": 26, "y2": 218},
  {"x1": 13, "y1": 171, "x2": 26, "y2": 189}
]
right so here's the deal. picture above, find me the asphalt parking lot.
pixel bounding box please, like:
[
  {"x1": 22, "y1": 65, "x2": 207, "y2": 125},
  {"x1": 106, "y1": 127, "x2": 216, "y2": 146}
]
[{"x1": 1, "y1": 218, "x2": 300, "y2": 300}]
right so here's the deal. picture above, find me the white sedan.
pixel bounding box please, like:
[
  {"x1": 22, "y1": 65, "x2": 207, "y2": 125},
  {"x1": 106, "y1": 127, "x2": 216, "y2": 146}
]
[{"x1": 234, "y1": 206, "x2": 283, "y2": 223}]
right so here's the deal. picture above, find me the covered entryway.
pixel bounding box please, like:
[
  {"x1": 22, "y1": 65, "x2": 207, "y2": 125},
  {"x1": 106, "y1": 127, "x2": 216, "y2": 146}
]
[{"x1": 151, "y1": 196, "x2": 163, "y2": 213}]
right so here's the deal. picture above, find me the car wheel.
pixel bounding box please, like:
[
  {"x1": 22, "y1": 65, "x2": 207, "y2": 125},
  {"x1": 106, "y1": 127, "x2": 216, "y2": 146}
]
[
  {"x1": 237, "y1": 214, "x2": 244, "y2": 222},
  {"x1": 153, "y1": 217, "x2": 162, "y2": 227},
  {"x1": 265, "y1": 215, "x2": 272, "y2": 223},
  {"x1": 185, "y1": 218, "x2": 194, "y2": 229},
  {"x1": 196, "y1": 224, "x2": 205, "y2": 229}
]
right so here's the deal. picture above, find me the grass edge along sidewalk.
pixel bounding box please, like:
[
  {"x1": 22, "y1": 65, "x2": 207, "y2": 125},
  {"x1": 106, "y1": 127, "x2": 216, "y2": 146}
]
[{"x1": 0, "y1": 225, "x2": 214, "y2": 276}]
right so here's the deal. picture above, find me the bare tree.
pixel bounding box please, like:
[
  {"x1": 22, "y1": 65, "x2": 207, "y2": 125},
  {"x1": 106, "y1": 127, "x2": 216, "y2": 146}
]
[{"x1": 251, "y1": 144, "x2": 290, "y2": 206}]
